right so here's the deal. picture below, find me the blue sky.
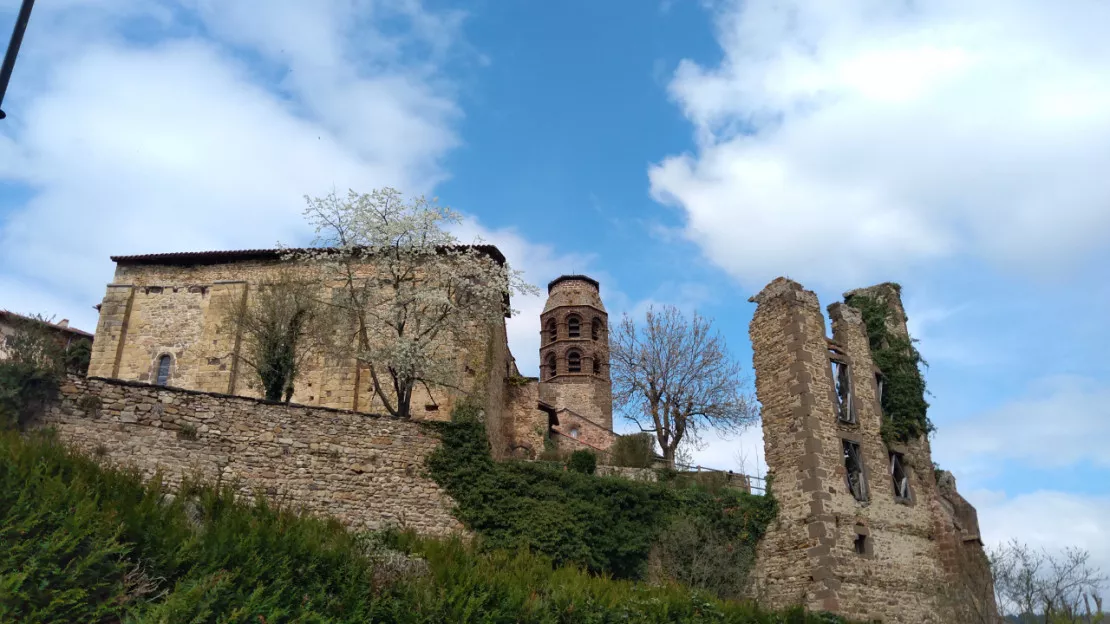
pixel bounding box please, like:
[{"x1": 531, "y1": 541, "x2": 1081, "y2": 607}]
[{"x1": 1, "y1": 0, "x2": 1108, "y2": 582}]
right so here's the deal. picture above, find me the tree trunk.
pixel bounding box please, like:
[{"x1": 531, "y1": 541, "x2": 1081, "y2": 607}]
[{"x1": 661, "y1": 444, "x2": 676, "y2": 468}]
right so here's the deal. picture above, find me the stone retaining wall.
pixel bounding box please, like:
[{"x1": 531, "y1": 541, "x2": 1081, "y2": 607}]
[{"x1": 36, "y1": 375, "x2": 463, "y2": 536}]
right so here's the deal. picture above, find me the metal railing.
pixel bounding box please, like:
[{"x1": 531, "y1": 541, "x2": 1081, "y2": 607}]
[{"x1": 672, "y1": 462, "x2": 767, "y2": 495}]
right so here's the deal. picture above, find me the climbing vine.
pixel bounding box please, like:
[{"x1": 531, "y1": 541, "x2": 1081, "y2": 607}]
[{"x1": 844, "y1": 290, "x2": 934, "y2": 445}]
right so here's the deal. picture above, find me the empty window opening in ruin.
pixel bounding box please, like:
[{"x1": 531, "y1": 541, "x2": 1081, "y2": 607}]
[
  {"x1": 155, "y1": 354, "x2": 172, "y2": 386},
  {"x1": 843, "y1": 439, "x2": 868, "y2": 501},
  {"x1": 545, "y1": 353, "x2": 557, "y2": 379},
  {"x1": 831, "y1": 357, "x2": 855, "y2": 423},
  {"x1": 592, "y1": 357, "x2": 601, "y2": 374},
  {"x1": 591, "y1": 317, "x2": 601, "y2": 340},
  {"x1": 567, "y1": 350, "x2": 582, "y2": 373},
  {"x1": 569, "y1": 426, "x2": 580, "y2": 439},
  {"x1": 854, "y1": 533, "x2": 868, "y2": 555},
  {"x1": 890, "y1": 452, "x2": 910, "y2": 500},
  {"x1": 545, "y1": 318, "x2": 557, "y2": 343},
  {"x1": 875, "y1": 372, "x2": 885, "y2": 414},
  {"x1": 567, "y1": 315, "x2": 581, "y2": 338}
]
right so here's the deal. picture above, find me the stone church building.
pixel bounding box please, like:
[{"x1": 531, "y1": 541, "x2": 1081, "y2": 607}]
[{"x1": 87, "y1": 248, "x2": 617, "y2": 459}]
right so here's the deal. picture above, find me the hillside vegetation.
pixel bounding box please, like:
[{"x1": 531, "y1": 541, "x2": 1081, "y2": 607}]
[
  {"x1": 426, "y1": 407, "x2": 777, "y2": 589},
  {"x1": 0, "y1": 428, "x2": 851, "y2": 623}
]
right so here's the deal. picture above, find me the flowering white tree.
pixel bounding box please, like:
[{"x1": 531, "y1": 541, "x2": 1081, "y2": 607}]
[{"x1": 291, "y1": 188, "x2": 537, "y2": 419}]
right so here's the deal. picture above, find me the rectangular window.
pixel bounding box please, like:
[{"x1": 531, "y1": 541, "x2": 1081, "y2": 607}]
[
  {"x1": 854, "y1": 534, "x2": 868, "y2": 555},
  {"x1": 832, "y1": 359, "x2": 855, "y2": 423},
  {"x1": 843, "y1": 439, "x2": 868, "y2": 501},
  {"x1": 890, "y1": 452, "x2": 910, "y2": 500}
]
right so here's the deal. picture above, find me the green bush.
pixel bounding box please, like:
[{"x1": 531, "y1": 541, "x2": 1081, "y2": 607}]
[
  {"x1": 567, "y1": 449, "x2": 597, "y2": 475},
  {"x1": 0, "y1": 313, "x2": 91, "y2": 430},
  {"x1": 426, "y1": 408, "x2": 778, "y2": 583},
  {"x1": 649, "y1": 514, "x2": 755, "y2": 599},
  {"x1": 0, "y1": 428, "x2": 853, "y2": 623},
  {"x1": 0, "y1": 361, "x2": 60, "y2": 429},
  {"x1": 610, "y1": 432, "x2": 657, "y2": 468},
  {"x1": 379, "y1": 530, "x2": 850, "y2": 624}
]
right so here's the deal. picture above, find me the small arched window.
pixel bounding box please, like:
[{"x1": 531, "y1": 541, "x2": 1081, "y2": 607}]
[
  {"x1": 155, "y1": 354, "x2": 172, "y2": 386},
  {"x1": 592, "y1": 358, "x2": 601, "y2": 375},
  {"x1": 567, "y1": 315, "x2": 581, "y2": 338},
  {"x1": 545, "y1": 318, "x2": 557, "y2": 343},
  {"x1": 591, "y1": 318, "x2": 601, "y2": 341},
  {"x1": 545, "y1": 353, "x2": 557, "y2": 379},
  {"x1": 567, "y1": 350, "x2": 582, "y2": 373},
  {"x1": 569, "y1": 427, "x2": 580, "y2": 439}
]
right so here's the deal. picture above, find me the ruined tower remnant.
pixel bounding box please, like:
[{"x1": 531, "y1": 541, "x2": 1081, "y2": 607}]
[{"x1": 748, "y1": 277, "x2": 997, "y2": 624}]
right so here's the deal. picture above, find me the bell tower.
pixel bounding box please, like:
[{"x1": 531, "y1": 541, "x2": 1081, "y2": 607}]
[{"x1": 538, "y1": 275, "x2": 612, "y2": 431}]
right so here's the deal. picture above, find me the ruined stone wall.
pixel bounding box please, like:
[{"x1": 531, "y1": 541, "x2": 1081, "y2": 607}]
[
  {"x1": 88, "y1": 257, "x2": 508, "y2": 424},
  {"x1": 748, "y1": 278, "x2": 991, "y2": 623},
  {"x1": 37, "y1": 375, "x2": 463, "y2": 536}
]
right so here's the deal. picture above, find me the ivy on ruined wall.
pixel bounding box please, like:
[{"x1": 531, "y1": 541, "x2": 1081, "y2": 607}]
[
  {"x1": 844, "y1": 290, "x2": 934, "y2": 445},
  {"x1": 424, "y1": 405, "x2": 778, "y2": 584}
]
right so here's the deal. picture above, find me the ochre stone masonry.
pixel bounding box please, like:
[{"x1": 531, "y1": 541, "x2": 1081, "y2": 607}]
[
  {"x1": 88, "y1": 251, "x2": 513, "y2": 429},
  {"x1": 748, "y1": 277, "x2": 997, "y2": 623},
  {"x1": 38, "y1": 375, "x2": 462, "y2": 536}
]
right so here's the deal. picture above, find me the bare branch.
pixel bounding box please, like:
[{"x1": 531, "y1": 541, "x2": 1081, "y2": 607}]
[{"x1": 610, "y1": 304, "x2": 758, "y2": 467}]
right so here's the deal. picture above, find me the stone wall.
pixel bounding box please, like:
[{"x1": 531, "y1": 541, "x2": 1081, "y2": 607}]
[
  {"x1": 748, "y1": 278, "x2": 997, "y2": 624},
  {"x1": 550, "y1": 406, "x2": 617, "y2": 453},
  {"x1": 36, "y1": 374, "x2": 463, "y2": 536},
  {"x1": 88, "y1": 255, "x2": 512, "y2": 427},
  {"x1": 502, "y1": 380, "x2": 546, "y2": 458}
]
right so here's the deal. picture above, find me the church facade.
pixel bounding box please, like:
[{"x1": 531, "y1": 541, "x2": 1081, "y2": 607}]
[{"x1": 87, "y1": 247, "x2": 616, "y2": 458}]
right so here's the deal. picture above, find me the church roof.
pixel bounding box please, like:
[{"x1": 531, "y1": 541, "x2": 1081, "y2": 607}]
[{"x1": 111, "y1": 245, "x2": 507, "y2": 266}]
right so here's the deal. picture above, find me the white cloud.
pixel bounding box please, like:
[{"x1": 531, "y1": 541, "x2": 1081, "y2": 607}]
[
  {"x1": 933, "y1": 375, "x2": 1110, "y2": 480},
  {"x1": 0, "y1": 1, "x2": 464, "y2": 329},
  {"x1": 967, "y1": 488, "x2": 1110, "y2": 594},
  {"x1": 451, "y1": 217, "x2": 598, "y2": 378},
  {"x1": 650, "y1": 0, "x2": 1110, "y2": 287}
]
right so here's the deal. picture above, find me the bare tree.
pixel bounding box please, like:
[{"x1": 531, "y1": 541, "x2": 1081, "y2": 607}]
[
  {"x1": 610, "y1": 305, "x2": 757, "y2": 467},
  {"x1": 220, "y1": 272, "x2": 333, "y2": 402},
  {"x1": 990, "y1": 539, "x2": 1106, "y2": 623},
  {"x1": 292, "y1": 188, "x2": 537, "y2": 419}
]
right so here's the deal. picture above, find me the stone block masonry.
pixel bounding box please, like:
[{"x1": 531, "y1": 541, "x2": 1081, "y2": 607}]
[
  {"x1": 88, "y1": 252, "x2": 513, "y2": 429},
  {"x1": 36, "y1": 374, "x2": 464, "y2": 536},
  {"x1": 748, "y1": 278, "x2": 998, "y2": 624}
]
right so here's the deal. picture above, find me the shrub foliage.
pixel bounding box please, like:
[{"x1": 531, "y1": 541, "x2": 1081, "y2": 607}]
[
  {"x1": 0, "y1": 428, "x2": 851, "y2": 623},
  {"x1": 609, "y1": 431, "x2": 657, "y2": 468},
  {"x1": 426, "y1": 406, "x2": 778, "y2": 582},
  {"x1": 567, "y1": 449, "x2": 598, "y2": 475},
  {"x1": 0, "y1": 313, "x2": 91, "y2": 429}
]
